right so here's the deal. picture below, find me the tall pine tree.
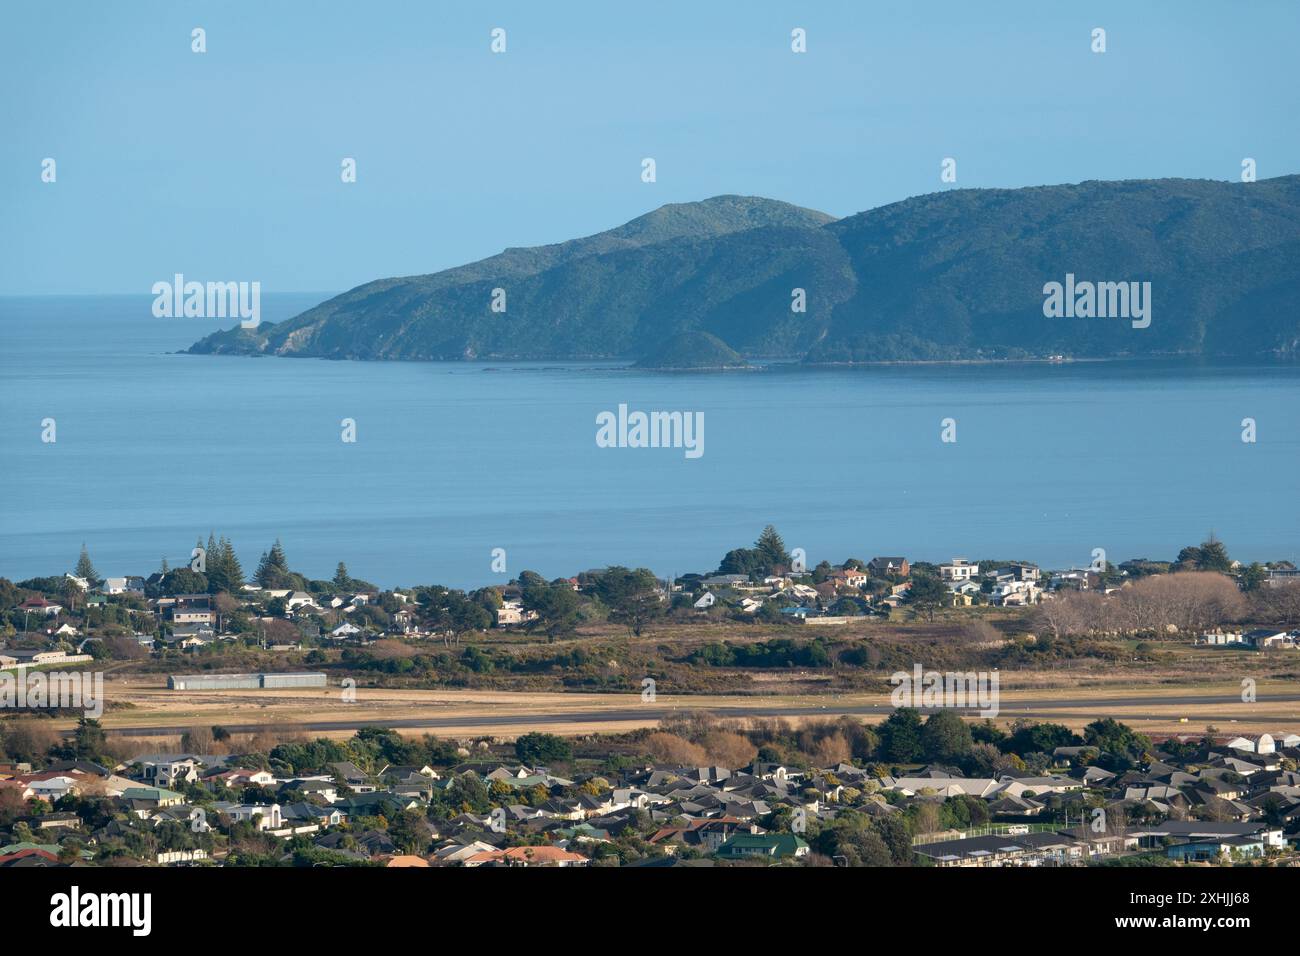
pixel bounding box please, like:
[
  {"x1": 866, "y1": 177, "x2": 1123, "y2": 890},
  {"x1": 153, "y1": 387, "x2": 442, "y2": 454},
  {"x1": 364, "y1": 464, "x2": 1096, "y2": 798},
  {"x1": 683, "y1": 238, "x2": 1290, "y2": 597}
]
[
  {"x1": 220, "y1": 536, "x2": 244, "y2": 590},
  {"x1": 754, "y1": 525, "x2": 791, "y2": 571},
  {"x1": 255, "y1": 539, "x2": 291, "y2": 588},
  {"x1": 74, "y1": 544, "x2": 99, "y2": 583},
  {"x1": 204, "y1": 535, "x2": 245, "y2": 593}
]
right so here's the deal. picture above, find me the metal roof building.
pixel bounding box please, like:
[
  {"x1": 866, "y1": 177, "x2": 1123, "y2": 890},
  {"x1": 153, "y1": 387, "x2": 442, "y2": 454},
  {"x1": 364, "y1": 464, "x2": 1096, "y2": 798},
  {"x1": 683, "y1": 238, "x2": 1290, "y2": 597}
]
[{"x1": 167, "y1": 672, "x2": 327, "y2": 691}]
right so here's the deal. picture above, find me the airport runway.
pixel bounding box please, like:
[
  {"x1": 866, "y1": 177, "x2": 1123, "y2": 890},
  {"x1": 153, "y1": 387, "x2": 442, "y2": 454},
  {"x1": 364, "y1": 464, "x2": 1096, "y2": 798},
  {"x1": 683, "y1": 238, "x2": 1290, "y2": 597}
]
[{"x1": 94, "y1": 690, "x2": 1300, "y2": 737}]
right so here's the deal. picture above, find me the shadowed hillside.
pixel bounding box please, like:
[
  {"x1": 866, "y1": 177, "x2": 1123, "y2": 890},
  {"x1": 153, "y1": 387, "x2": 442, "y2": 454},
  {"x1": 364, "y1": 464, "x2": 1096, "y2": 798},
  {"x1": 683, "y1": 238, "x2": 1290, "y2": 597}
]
[{"x1": 189, "y1": 177, "x2": 1300, "y2": 364}]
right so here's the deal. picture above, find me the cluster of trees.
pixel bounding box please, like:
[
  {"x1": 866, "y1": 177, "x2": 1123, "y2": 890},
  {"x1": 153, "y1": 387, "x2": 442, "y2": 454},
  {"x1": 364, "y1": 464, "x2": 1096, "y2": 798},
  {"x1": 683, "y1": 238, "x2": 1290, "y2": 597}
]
[
  {"x1": 1124, "y1": 537, "x2": 1290, "y2": 593},
  {"x1": 717, "y1": 525, "x2": 792, "y2": 577},
  {"x1": 631, "y1": 708, "x2": 1158, "y2": 802},
  {"x1": 414, "y1": 586, "x2": 496, "y2": 642},
  {"x1": 510, "y1": 565, "x2": 665, "y2": 641},
  {"x1": 1174, "y1": 537, "x2": 1233, "y2": 573},
  {"x1": 1036, "y1": 570, "x2": 1251, "y2": 639},
  {"x1": 0, "y1": 717, "x2": 112, "y2": 767},
  {"x1": 810, "y1": 808, "x2": 913, "y2": 866},
  {"x1": 689, "y1": 637, "x2": 832, "y2": 668},
  {"x1": 265, "y1": 726, "x2": 462, "y2": 777},
  {"x1": 518, "y1": 571, "x2": 582, "y2": 640},
  {"x1": 75, "y1": 537, "x2": 384, "y2": 601},
  {"x1": 592, "y1": 567, "x2": 662, "y2": 636},
  {"x1": 867, "y1": 710, "x2": 1152, "y2": 775},
  {"x1": 252, "y1": 539, "x2": 305, "y2": 591},
  {"x1": 514, "y1": 732, "x2": 572, "y2": 764}
]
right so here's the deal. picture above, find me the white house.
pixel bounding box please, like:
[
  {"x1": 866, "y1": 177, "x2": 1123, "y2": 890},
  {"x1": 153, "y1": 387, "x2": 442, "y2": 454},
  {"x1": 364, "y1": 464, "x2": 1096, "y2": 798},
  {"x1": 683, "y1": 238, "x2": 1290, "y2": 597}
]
[
  {"x1": 100, "y1": 577, "x2": 144, "y2": 595},
  {"x1": 220, "y1": 803, "x2": 282, "y2": 830},
  {"x1": 495, "y1": 600, "x2": 536, "y2": 626},
  {"x1": 939, "y1": 559, "x2": 981, "y2": 582},
  {"x1": 992, "y1": 580, "x2": 1041, "y2": 606},
  {"x1": 781, "y1": 584, "x2": 819, "y2": 602},
  {"x1": 285, "y1": 591, "x2": 318, "y2": 613},
  {"x1": 139, "y1": 757, "x2": 201, "y2": 788},
  {"x1": 1243, "y1": 629, "x2": 1289, "y2": 649}
]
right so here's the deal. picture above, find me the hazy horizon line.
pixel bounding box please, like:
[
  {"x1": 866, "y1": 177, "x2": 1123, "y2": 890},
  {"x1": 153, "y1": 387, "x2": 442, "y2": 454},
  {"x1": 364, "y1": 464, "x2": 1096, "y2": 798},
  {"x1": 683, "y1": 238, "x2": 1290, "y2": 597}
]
[{"x1": 6, "y1": 171, "x2": 1297, "y2": 298}]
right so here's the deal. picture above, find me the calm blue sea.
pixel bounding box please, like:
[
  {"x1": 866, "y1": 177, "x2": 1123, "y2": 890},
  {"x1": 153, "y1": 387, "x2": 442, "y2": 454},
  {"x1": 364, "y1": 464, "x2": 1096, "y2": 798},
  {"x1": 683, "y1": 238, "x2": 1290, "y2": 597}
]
[{"x1": 1, "y1": 295, "x2": 1296, "y2": 590}]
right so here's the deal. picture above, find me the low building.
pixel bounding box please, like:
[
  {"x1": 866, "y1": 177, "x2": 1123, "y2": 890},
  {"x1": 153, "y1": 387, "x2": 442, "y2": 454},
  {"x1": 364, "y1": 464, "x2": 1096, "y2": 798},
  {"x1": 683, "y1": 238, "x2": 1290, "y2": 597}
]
[
  {"x1": 167, "y1": 672, "x2": 327, "y2": 691},
  {"x1": 716, "y1": 833, "x2": 809, "y2": 860},
  {"x1": 1126, "y1": 821, "x2": 1284, "y2": 850},
  {"x1": 1198, "y1": 629, "x2": 1245, "y2": 646},
  {"x1": 913, "y1": 832, "x2": 1087, "y2": 867},
  {"x1": 3, "y1": 649, "x2": 93, "y2": 667},
  {"x1": 1242, "y1": 629, "x2": 1289, "y2": 649}
]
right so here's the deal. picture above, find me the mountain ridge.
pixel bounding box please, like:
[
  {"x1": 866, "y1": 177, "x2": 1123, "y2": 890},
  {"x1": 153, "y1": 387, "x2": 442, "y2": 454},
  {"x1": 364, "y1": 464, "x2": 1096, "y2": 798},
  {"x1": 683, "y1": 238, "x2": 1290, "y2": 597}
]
[{"x1": 188, "y1": 176, "x2": 1300, "y2": 364}]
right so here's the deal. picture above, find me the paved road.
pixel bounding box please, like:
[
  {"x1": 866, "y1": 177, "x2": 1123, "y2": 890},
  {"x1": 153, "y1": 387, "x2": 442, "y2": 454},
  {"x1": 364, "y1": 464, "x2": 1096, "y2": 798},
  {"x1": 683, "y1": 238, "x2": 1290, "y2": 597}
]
[{"x1": 94, "y1": 690, "x2": 1300, "y2": 737}]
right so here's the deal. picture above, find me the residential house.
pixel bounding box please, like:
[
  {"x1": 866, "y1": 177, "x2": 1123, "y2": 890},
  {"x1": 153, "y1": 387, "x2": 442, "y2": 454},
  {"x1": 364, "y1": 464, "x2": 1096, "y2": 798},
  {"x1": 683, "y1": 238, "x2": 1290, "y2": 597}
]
[
  {"x1": 285, "y1": 591, "x2": 319, "y2": 614},
  {"x1": 826, "y1": 568, "x2": 869, "y2": 589},
  {"x1": 17, "y1": 596, "x2": 63, "y2": 617},
  {"x1": 137, "y1": 757, "x2": 201, "y2": 788},
  {"x1": 939, "y1": 559, "x2": 980, "y2": 582},
  {"x1": 867, "y1": 557, "x2": 909, "y2": 578},
  {"x1": 495, "y1": 600, "x2": 537, "y2": 626},
  {"x1": 463, "y1": 845, "x2": 589, "y2": 867},
  {"x1": 715, "y1": 833, "x2": 809, "y2": 860},
  {"x1": 1243, "y1": 629, "x2": 1289, "y2": 649}
]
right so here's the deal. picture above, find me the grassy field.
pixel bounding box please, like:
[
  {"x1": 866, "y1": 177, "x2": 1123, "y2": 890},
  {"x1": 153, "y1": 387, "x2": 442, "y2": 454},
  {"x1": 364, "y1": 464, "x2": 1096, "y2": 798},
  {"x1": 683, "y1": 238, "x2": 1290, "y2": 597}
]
[
  {"x1": 23, "y1": 612, "x2": 1300, "y2": 745},
  {"x1": 44, "y1": 670, "x2": 1300, "y2": 743}
]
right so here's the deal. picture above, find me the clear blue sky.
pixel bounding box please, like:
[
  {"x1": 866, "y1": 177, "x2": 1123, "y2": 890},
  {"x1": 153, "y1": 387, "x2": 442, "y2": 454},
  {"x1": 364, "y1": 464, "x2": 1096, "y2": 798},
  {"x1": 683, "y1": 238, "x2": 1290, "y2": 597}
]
[{"x1": 2, "y1": 0, "x2": 1296, "y2": 295}]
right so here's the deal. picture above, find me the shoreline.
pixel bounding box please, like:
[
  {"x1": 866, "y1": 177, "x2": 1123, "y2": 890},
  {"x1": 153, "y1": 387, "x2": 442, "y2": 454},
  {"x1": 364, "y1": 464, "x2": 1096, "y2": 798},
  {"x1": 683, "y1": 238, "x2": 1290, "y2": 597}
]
[{"x1": 177, "y1": 349, "x2": 1300, "y2": 369}]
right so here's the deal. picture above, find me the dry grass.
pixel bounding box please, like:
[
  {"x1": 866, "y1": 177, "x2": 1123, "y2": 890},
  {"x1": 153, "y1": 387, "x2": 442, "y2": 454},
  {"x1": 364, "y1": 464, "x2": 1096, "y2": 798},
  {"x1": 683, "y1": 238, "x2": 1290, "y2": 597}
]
[{"x1": 36, "y1": 667, "x2": 1300, "y2": 742}]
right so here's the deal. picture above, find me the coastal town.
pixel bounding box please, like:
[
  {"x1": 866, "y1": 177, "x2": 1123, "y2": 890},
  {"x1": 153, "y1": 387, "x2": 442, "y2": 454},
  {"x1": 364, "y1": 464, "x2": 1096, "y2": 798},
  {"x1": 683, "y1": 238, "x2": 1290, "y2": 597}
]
[
  {"x1": 6, "y1": 1, "x2": 1296, "y2": 938},
  {"x1": 2, "y1": 527, "x2": 1299, "y2": 867},
  {"x1": 5, "y1": 530, "x2": 1298, "y2": 656},
  {"x1": 2, "y1": 716, "x2": 1298, "y2": 868}
]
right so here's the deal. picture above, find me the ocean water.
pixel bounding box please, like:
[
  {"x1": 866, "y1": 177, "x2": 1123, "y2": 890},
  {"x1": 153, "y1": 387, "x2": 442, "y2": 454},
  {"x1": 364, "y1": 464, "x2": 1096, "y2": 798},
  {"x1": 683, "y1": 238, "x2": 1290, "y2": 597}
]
[{"x1": 1, "y1": 294, "x2": 1297, "y2": 590}]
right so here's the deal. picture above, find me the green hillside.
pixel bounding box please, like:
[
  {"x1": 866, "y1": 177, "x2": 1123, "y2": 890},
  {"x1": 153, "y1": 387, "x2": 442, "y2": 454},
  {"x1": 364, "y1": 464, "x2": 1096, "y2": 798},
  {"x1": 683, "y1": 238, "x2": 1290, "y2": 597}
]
[{"x1": 189, "y1": 177, "x2": 1300, "y2": 364}]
